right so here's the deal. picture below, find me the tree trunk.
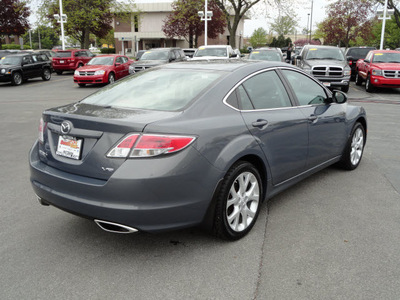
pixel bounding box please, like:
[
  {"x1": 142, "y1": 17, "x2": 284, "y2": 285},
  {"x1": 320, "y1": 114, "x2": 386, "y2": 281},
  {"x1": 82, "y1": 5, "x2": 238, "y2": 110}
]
[
  {"x1": 189, "y1": 28, "x2": 193, "y2": 48},
  {"x1": 83, "y1": 28, "x2": 90, "y2": 49}
]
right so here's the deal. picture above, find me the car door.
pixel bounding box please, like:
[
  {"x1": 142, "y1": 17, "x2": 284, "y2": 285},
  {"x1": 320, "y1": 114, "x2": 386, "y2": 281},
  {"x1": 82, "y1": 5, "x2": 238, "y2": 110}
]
[
  {"x1": 21, "y1": 55, "x2": 35, "y2": 78},
  {"x1": 237, "y1": 70, "x2": 309, "y2": 185},
  {"x1": 280, "y1": 69, "x2": 347, "y2": 168},
  {"x1": 121, "y1": 56, "x2": 130, "y2": 76},
  {"x1": 114, "y1": 56, "x2": 124, "y2": 79}
]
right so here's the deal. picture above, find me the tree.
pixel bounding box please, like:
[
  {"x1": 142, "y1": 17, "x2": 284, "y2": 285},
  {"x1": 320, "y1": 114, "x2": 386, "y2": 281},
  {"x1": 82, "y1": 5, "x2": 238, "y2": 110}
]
[
  {"x1": 162, "y1": 0, "x2": 226, "y2": 48},
  {"x1": 270, "y1": 14, "x2": 299, "y2": 36},
  {"x1": 22, "y1": 25, "x2": 60, "y2": 49},
  {"x1": 40, "y1": 0, "x2": 126, "y2": 49},
  {"x1": 214, "y1": 0, "x2": 262, "y2": 48},
  {"x1": 319, "y1": 0, "x2": 375, "y2": 48},
  {"x1": 249, "y1": 27, "x2": 268, "y2": 48},
  {"x1": 269, "y1": 34, "x2": 291, "y2": 48},
  {"x1": 0, "y1": 0, "x2": 30, "y2": 48},
  {"x1": 98, "y1": 29, "x2": 115, "y2": 48},
  {"x1": 371, "y1": 16, "x2": 400, "y2": 48}
]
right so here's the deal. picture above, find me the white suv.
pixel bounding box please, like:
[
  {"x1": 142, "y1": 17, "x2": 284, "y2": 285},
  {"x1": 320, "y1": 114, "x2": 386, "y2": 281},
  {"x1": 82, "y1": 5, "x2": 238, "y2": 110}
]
[{"x1": 191, "y1": 45, "x2": 238, "y2": 60}]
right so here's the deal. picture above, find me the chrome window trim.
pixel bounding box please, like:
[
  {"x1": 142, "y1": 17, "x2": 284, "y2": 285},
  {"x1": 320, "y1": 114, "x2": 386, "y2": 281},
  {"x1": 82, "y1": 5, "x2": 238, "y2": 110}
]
[{"x1": 223, "y1": 66, "x2": 331, "y2": 112}]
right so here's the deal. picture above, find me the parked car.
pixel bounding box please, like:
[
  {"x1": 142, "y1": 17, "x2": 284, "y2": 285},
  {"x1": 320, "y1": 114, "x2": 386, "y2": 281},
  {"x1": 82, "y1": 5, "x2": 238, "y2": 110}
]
[
  {"x1": 355, "y1": 49, "x2": 400, "y2": 92},
  {"x1": 29, "y1": 60, "x2": 367, "y2": 240},
  {"x1": 183, "y1": 48, "x2": 197, "y2": 58},
  {"x1": 135, "y1": 50, "x2": 146, "y2": 61},
  {"x1": 344, "y1": 46, "x2": 376, "y2": 79},
  {"x1": 296, "y1": 45, "x2": 351, "y2": 92},
  {"x1": 0, "y1": 53, "x2": 52, "y2": 85},
  {"x1": 73, "y1": 55, "x2": 133, "y2": 87},
  {"x1": 248, "y1": 48, "x2": 284, "y2": 62},
  {"x1": 52, "y1": 49, "x2": 95, "y2": 75},
  {"x1": 191, "y1": 45, "x2": 238, "y2": 60},
  {"x1": 129, "y1": 48, "x2": 186, "y2": 74}
]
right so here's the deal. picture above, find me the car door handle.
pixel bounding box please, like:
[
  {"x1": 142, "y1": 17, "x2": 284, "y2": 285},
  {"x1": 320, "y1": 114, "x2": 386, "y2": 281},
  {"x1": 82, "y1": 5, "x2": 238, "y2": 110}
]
[
  {"x1": 308, "y1": 115, "x2": 318, "y2": 122},
  {"x1": 252, "y1": 119, "x2": 268, "y2": 128}
]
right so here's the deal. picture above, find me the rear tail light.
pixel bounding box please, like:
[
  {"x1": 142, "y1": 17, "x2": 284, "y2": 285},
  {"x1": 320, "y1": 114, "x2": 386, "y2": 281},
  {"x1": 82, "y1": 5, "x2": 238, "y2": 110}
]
[
  {"x1": 38, "y1": 117, "x2": 46, "y2": 143},
  {"x1": 348, "y1": 61, "x2": 353, "y2": 66},
  {"x1": 107, "y1": 134, "x2": 196, "y2": 158}
]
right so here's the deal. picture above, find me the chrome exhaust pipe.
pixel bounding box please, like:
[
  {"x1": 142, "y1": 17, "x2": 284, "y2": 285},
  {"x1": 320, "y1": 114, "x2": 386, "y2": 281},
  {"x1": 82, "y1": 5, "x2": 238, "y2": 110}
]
[{"x1": 94, "y1": 219, "x2": 138, "y2": 234}]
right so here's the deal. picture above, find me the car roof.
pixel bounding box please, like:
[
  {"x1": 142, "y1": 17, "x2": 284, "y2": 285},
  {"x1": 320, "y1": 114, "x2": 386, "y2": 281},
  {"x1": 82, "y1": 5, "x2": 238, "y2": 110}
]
[{"x1": 197, "y1": 45, "x2": 231, "y2": 49}]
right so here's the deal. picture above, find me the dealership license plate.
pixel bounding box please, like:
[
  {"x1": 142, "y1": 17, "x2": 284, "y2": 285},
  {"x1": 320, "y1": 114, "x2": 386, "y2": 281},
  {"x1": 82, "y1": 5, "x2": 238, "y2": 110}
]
[
  {"x1": 323, "y1": 82, "x2": 331, "y2": 87},
  {"x1": 59, "y1": 60, "x2": 65, "y2": 63},
  {"x1": 56, "y1": 136, "x2": 82, "y2": 160}
]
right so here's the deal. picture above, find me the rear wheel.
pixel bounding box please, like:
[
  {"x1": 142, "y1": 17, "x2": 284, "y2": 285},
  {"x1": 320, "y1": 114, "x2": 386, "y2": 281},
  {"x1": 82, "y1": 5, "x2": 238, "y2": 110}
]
[
  {"x1": 355, "y1": 72, "x2": 363, "y2": 86},
  {"x1": 339, "y1": 122, "x2": 365, "y2": 170},
  {"x1": 42, "y1": 68, "x2": 51, "y2": 81},
  {"x1": 365, "y1": 75, "x2": 375, "y2": 93},
  {"x1": 11, "y1": 72, "x2": 23, "y2": 86},
  {"x1": 78, "y1": 83, "x2": 86, "y2": 87},
  {"x1": 108, "y1": 73, "x2": 115, "y2": 84},
  {"x1": 213, "y1": 161, "x2": 262, "y2": 240},
  {"x1": 56, "y1": 70, "x2": 63, "y2": 75}
]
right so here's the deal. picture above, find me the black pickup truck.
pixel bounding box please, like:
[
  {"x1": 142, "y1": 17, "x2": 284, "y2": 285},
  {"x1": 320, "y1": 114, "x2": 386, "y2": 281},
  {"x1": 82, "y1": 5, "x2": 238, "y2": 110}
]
[{"x1": 0, "y1": 53, "x2": 52, "y2": 86}]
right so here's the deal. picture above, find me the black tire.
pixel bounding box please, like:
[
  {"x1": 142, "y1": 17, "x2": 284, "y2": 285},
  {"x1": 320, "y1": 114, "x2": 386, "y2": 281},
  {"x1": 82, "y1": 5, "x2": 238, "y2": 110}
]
[
  {"x1": 78, "y1": 83, "x2": 86, "y2": 87},
  {"x1": 355, "y1": 72, "x2": 363, "y2": 86},
  {"x1": 213, "y1": 161, "x2": 262, "y2": 240},
  {"x1": 108, "y1": 72, "x2": 115, "y2": 84},
  {"x1": 42, "y1": 68, "x2": 51, "y2": 81},
  {"x1": 56, "y1": 70, "x2": 63, "y2": 75},
  {"x1": 365, "y1": 75, "x2": 375, "y2": 93},
  {"x1": 341, "y1": 85, "x2": 349, "y2": 93},
  {"x1": 11, "y1": 72, "x2": 23, "y2": 86},
  {"x1": 78, "y1": 63, "x2": 84, "y2": 68},
  {"x1": 339, "y1": 122, "x2": 365, "y2": 170}
]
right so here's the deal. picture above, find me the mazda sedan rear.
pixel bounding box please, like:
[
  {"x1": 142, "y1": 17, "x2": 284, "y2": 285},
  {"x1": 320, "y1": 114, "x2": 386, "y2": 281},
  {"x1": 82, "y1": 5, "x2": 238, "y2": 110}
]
[{"x1": 29, "y1": 61, "x2": 367, "y2": 240}]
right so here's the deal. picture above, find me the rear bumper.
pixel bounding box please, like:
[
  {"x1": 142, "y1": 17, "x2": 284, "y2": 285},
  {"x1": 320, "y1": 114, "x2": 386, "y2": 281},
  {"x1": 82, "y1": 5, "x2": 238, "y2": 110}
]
[
  {"x1": 29, "y1": 141, "x2": 223, "y2": 233},
  {"x1": 74, "y1": 74, "x2": 107, "y2": 84},
  {"x1": 369, "y1": 75, "x2": 400, "y2": 88},
  {"x1": 53, "y1": 63, "x2": 76, "y2": 71}
]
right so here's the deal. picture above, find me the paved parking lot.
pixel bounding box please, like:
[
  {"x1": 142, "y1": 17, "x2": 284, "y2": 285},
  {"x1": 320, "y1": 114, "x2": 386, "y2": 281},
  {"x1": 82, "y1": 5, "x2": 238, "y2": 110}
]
[{"x1": 1, "y1": 75, "x2": 400, "y2": 299}]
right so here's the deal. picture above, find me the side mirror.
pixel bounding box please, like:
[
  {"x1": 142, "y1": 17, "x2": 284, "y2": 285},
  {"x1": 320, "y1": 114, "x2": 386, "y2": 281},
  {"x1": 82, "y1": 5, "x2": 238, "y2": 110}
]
[
  {"x1": 115, "y1": 63, "x2": 121, "y2": 66},
  {"x1": 332, "y1": 90, "x2": 347, "y2": 103},
  {"x1": 230, "y1": 53, "x2": 238, "y2": 58},
  {"x1": 346, "y1": 56, "x2": 353, "y2": 61}
]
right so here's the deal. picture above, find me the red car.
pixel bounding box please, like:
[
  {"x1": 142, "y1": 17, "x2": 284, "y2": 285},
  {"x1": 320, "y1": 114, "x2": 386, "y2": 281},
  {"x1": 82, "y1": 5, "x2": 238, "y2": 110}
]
[
  {"x1": 355, "y1": 50, "x2": 400, "y2": 92},
  {"x1": 53, "y1": 49, "x2": 95, "y2": 75},
  {"x1": 73, "y1": 54, "x2": 133, "y2": 87}
]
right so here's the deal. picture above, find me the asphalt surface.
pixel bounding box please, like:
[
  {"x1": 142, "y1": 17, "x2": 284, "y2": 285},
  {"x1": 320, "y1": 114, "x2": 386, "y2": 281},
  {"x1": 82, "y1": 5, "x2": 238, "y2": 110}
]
[{"x1": 1, "y1": 74, "x2": 400, "y2": 300}]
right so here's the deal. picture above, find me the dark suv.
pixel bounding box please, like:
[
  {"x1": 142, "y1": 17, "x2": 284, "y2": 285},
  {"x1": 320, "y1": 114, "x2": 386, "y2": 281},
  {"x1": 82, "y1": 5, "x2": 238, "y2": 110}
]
[
  {"x1": 52, "y1": 49, "x2": 95, "y2": 75},
  {"x1": 0, "y1": 53, "x2": 52, "y2": 86},
  {"x1": 129, "y1": 48, "x2": 186, "y2": 74},
  {"x1": 344, "y1": 47, "x2": 376, "y2": 79},
  {"x1": 296, "y1": 45, "x2": 351, "y2": 92}
]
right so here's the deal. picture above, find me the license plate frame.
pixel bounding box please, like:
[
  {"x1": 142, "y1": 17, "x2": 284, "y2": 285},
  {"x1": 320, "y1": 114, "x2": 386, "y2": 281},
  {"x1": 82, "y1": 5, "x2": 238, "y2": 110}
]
[
  {"x1": 56, "y1": 135, "x2": 83, "y2": 160},
  {"x1": 60, "y1": 60, "x2": 65, "y2": 63}
]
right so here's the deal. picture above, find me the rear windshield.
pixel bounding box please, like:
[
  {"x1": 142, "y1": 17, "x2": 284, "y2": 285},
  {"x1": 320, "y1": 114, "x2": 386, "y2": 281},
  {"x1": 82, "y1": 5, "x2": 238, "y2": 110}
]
[
  {"x1": 81, "y1": 68, "x2": 224, "y2": 111},
  {"x1": 249, "y1": 50, "x2": 282, "y2": 61},
  {"x1": 306, "y1": 48, "x2": 345, "y2": 61},
  {"x1": 347, "y1": 48, "x2": 374, "y2": 59},
  {"x1": 56, "y1": 52, "x2": 72, "y2": 58}
]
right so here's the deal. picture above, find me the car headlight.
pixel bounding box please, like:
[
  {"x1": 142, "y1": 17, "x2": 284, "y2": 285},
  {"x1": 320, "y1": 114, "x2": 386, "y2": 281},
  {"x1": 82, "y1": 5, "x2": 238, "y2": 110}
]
[
  {"x1": 94, "y1": 70, "x2": 105, "y2": 75},
  {"x1": 372, "y1": 69, "x2": 383, "y2": 76},
  {"x1": 344, "y1": 68, "x2": 351, "y2": 76},
  {"x1": 0, "y1": 69, "x2": 5, "y2": 74},
  {"x1": 74, "y1": 70, "x2": 79, "y2": 76}
]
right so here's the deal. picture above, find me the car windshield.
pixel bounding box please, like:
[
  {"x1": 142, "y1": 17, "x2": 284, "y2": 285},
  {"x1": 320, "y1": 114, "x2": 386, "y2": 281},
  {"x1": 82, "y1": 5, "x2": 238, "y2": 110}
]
[
  {"x1": 88, "y1": 57, "x2": 114, "y2": 66},
  {"x1": 56, "y1": 52, "x2": 72, "y2": 58},
  {"x1": 139, "y1": 51, "x2": 169, "y2": 61},
  {"x1": 194, "y1": 48, "x2": 227, "y2": 57},
  {"x1": 306, "y1": 48, "x2": 345, "y2": 60},
  {"x1": 81, "y1": 69, "x2": 224, "y2": 111},
  {"x1": 372, "y1": 53, "x2": 400, "y2": 63},
  {"x1": 0, "y1": 56, "x2": 22, "y2": 65},
  {"x1": 249, "y1": 50, "x2": 281, "y2": 61},
  {"x1": 347, "y1": 48, "x2": 374, "y2": 59}
]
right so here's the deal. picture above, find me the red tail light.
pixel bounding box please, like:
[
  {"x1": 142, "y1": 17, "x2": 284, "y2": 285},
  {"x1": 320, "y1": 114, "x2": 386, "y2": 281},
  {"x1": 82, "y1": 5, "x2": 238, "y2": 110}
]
[
  {"x1": 348, "y1": 61, "x2": 352, "y2": 66},
  {"x1": 38, "y1": 117, "x2": 47, "y2": 143},
  {"x1": 107, "y1": 134, "x2": 196, "y2": 158}
]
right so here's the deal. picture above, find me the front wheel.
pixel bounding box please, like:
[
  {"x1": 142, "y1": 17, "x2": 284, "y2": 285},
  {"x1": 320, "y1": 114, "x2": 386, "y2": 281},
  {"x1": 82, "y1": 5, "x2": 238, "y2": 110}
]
[
  {"x1": 213, "y1": 161, "x2": 262, "y2": 240},
  {"x1": 365, "y1": 75, "x2": 375, "y2": 93},
  {"x1": 78, "y1": 83, "x2": 86, "y2": 87},
  {"x1": 108, "y1": 73, "x2": 115, "y2": 84},
  {"x1": 355, "y1": 72, "x2": 363, "y2": 86},
  {"x1": 339, "y1": 122, "x2": 365, "y2": 170},
  {"x1": 11, "y1": 72, "x2": 23, "y2": 86}
]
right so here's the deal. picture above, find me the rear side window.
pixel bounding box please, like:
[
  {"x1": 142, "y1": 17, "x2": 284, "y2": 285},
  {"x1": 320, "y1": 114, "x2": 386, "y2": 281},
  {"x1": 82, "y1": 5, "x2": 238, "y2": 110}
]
[
  {"x1": 242, "y1": 71, "x2": 292, "y2": 110},
  {"x1": 56, "y1": 51, "x2": 72, "y2": 58}
]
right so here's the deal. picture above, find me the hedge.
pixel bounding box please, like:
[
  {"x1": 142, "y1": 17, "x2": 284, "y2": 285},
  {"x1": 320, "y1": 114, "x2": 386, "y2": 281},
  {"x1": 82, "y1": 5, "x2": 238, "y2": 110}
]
[{"x1": 1, "y1": 44, "x2": 31, "y2": 50}]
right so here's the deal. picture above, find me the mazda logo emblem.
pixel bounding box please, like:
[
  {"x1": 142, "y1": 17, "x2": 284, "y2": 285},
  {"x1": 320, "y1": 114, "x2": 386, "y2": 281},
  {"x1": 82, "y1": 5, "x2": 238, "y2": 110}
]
[{"x1": 61, "y1": 121, "x2": 72, "y2": 135}]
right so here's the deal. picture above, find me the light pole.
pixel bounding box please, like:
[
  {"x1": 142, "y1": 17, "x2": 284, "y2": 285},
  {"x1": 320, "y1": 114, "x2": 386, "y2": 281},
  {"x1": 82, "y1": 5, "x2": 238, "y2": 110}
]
[
  {"x1": 198, "y1": 0, "x2": 213, "y2": 46},
  {"x1": 378, "y1": 0, "x2": 394, "y2": 50},
  {"x1": 306, "y1": 13, "x2": 310, "y2": 40},
  {"x1": 53, "y1": 0, "x2": 67, "y2": 50},
  {"x1": 309, "y1": 0, "x2": 314, "y2": 44}
]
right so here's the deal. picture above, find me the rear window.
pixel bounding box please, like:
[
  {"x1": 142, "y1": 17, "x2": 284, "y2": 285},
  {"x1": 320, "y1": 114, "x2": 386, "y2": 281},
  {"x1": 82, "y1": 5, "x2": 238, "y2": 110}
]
[
  {"x1": 249, "y1": 50, "x2": 282, "y2": 61},
  {"x1": 56, "y1": 52, "x2": 72, "y2": 58},
  {"x1": 347, "y1": 48, "x2": 375, "y2": 59},
  {"x1": 194, "y1": 47, "x2": 228, "y2": 57},
  {"x1": 81, "y1": 69, "x2": 224, "y2": 111}
]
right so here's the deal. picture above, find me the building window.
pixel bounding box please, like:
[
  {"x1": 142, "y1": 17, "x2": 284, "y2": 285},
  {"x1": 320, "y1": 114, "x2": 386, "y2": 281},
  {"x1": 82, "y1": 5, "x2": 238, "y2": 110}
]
[{"x1": 134, "y1": 15, "x2": 139, "y2": 32}]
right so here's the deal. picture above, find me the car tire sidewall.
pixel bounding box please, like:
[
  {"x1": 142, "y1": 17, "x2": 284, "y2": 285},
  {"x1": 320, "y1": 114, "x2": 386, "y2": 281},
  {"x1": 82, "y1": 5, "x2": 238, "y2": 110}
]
[
  {"x1": 108, "y1": 73, "x2": 115, "y2": 84},
  {"x1": 340, "y1": 122, "x2": 365, "y2": 170},
  {"x1": 11, "y1": 72, "x2": 23, "y2": 86},
  {"x1": 42, "y1": 68, "x2": 51, "y2": 81},
  {"x1": 213, "y1": 161, "x2": 263, "y2": 240},
  {"x1": 366, "y1": 75, "x2": 374, "y2": 92},
  {"x1": 355, "y1": 72, "x2": 363, "y2": 86}
]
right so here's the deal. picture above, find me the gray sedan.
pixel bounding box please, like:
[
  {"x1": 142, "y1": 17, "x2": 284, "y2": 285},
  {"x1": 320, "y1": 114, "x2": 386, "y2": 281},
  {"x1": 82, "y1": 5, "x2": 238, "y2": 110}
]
[{"x1": 29, "y1": 61, "x2": 367, "y2": 240}]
